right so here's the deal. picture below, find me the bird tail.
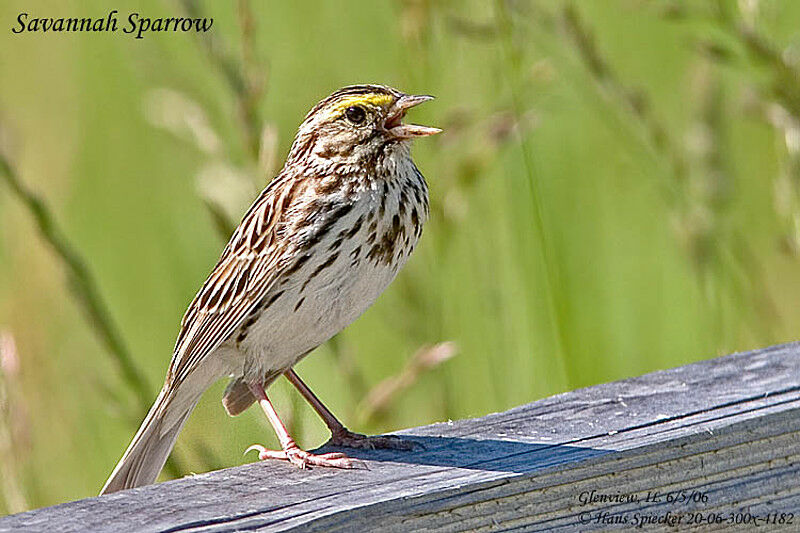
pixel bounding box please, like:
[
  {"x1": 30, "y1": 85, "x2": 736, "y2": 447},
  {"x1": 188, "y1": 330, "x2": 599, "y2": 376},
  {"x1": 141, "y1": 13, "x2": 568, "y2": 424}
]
[
  {"x1": 222, "y1": 370, "x2": 281, "y2": 416},
  {"x1": 100, "y1": 381, "x2": 201, "y2": 495}
]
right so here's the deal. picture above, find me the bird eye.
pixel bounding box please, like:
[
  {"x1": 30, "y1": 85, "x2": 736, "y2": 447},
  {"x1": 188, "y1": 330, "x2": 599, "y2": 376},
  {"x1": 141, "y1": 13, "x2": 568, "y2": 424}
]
[{"x1": 344, "y1": 106, "x2": 367, "y2": 125}]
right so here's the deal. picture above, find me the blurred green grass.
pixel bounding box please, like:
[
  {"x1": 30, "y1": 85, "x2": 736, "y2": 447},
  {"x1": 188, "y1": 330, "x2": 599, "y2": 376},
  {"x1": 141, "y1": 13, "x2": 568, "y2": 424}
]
[{"x1": 2, "y1": 0, "x2": 800, "y2": 512}]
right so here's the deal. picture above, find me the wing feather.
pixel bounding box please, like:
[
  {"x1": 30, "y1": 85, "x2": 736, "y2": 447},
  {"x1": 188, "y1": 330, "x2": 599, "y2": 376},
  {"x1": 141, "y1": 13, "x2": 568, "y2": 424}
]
[{"x1": 167, "y1": 175, "x2": 303, "y2": 385}]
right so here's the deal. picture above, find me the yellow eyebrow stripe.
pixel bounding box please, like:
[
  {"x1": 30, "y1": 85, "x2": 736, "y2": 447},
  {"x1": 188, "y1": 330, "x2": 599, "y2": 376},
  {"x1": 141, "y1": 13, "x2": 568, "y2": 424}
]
[{"x1": 321, "y1": 94, "x2": 394, "y2": 120}]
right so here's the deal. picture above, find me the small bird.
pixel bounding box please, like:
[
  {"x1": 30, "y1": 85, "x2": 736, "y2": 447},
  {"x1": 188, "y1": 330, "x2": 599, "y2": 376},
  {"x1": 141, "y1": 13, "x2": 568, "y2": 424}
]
[{"x1": 100, "y1": 84, "x2": 440, "y2": 494}]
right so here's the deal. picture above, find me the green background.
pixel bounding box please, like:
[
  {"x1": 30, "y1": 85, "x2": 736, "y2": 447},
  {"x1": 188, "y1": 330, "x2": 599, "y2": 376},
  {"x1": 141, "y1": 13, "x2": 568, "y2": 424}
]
[{"x1": 2, "y1": 0, "x2": 800, "y2": 512}]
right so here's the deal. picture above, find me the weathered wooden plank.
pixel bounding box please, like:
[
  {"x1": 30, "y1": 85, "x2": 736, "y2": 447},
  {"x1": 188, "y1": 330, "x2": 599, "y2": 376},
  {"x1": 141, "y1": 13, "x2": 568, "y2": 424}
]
[{"x1": 2, "y1": 342, "x2": 799, "y2": 532}]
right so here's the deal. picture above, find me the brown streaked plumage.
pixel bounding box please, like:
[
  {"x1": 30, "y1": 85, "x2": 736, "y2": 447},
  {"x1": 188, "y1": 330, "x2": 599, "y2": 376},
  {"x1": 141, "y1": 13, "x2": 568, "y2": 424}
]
[{"x1": 101, "y1": 84, "x2": 440, "y2": 494}]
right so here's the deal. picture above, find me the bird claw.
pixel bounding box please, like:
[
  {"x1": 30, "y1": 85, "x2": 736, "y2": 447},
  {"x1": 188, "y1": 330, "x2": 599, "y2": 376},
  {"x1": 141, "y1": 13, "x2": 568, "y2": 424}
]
[
  {"x1": 327, "y1": 430, "x2": 419, "y2": 451},
  {"x1": 245, "y1": 444, "x2": 267, "y2": 457},
  {"x1": 245, "y1": 443, "x2": 361, "y2": 469}
]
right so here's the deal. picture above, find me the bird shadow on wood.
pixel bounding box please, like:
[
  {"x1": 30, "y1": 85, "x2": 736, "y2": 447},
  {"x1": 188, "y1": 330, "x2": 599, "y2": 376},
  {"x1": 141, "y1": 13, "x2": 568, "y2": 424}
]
[{"x1": 316, "y1": 435, "x2": 610, "y2": 475}]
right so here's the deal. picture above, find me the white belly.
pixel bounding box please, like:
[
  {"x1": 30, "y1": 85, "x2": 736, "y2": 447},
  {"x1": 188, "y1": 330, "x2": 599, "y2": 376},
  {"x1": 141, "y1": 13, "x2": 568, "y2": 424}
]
[{"x1": 242, "y1": 240, "x2": 403, "y2": 372}]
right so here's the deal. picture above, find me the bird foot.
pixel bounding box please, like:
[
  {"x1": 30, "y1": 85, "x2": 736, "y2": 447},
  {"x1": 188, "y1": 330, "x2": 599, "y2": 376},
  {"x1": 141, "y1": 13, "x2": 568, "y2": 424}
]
[
  {"x1": 326, "y1": 429, "x2": 418, "y2": 451},
  {"x1": 245, "y1": 444, "x2": 359, "y2": 469}
]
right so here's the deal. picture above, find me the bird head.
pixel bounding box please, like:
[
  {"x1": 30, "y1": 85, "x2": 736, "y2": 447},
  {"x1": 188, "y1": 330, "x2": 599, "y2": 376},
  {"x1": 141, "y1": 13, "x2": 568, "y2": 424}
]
[{"x1": 286, "y1": 84, "x2": 440, "y2": 170}]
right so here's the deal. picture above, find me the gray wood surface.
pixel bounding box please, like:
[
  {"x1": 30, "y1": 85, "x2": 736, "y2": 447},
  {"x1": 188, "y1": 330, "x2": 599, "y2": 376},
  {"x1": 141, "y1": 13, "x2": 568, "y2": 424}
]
[{"x1": 2, "y1": 342, "x2": 799, "y2": 532}]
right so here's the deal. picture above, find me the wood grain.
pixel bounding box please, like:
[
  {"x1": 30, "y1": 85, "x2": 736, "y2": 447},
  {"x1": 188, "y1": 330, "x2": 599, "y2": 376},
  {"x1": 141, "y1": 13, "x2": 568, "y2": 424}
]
[{"x1": 2, "y1": 342, "x2": 799, "y2": 532}]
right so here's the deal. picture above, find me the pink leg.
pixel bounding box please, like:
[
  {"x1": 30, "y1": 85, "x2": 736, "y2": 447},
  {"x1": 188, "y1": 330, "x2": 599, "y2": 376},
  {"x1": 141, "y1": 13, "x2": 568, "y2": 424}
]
[
  {"x1": 245, "y1": 382, "x2": 356, "y2": 469},
  {"x1": 284, "y1": 369, "x2": 414, "y2": 451}
]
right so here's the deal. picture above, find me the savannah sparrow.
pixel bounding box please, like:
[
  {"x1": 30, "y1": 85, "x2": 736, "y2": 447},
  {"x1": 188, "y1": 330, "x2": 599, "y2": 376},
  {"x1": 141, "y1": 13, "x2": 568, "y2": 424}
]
[{"x1": 100, "y1": 84, "x2": 440, "y2": 494}]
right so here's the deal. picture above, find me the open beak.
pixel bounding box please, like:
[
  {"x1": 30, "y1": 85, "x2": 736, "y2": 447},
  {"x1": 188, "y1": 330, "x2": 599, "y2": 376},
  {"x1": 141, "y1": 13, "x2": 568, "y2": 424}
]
[{"x1": 385, "y1": 94, "x2": 442, "y2": 139}]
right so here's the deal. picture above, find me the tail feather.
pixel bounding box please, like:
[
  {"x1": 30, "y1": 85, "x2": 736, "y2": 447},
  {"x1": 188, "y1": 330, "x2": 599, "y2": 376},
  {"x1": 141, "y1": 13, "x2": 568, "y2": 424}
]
[
  {"x1": 222, "y1": 371, "x2": 280, "y2": 416},
  {"x1": 100, "y1": 384, "x2": 200, "y2": 495}
]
